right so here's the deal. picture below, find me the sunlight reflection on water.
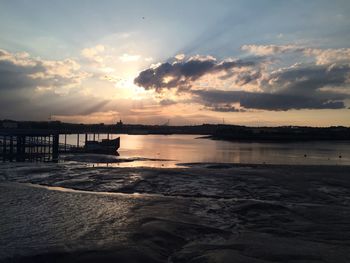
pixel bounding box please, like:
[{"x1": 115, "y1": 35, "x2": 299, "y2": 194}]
[{"x1": 60, "y1": 134, "x2": 350, "y2": 167}]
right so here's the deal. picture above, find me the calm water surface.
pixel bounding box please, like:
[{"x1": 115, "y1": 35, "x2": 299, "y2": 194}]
[{"x1": 60, "y1": 134, "x2": 350, "y2": 167}]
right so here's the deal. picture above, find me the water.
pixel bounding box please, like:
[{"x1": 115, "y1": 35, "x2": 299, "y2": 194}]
[
  {"x1": 1, "y1": 136, "x2": 350, "y2": 261},
  {"x1": 60, "y1": 134, "x2": 350, "y2": 167}
]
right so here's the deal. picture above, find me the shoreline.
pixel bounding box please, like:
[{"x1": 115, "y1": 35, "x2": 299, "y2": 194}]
[
  {"x1": 59, "y1": 153, "x2": 350, "y2": 167},
  {"x1": 205, "y1": 135, "x2": 350, "y2": 143}
]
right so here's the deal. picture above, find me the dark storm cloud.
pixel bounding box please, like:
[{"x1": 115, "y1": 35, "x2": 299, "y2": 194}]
[
  {"x1": 193, "y1": 90, "x2": 346, "y2": 111},
  {"x1": 134, "y1": 49, "x2": 350, "y2": 112},
  {"x1": 134, "y1": 58, "x2": 256, "y2": 92},
  {"x1": 204, "y1": 103, "x2": 244, "y2": 112},
  {"x1": 246, "y1": 63, "x2": 350, "y2": 111},
  {"x1": 265, "y1": 64, "x2": 350, "y2": 95},
  {"x1": 0, "y1": 59, "x2": 44, "y2": 90}
]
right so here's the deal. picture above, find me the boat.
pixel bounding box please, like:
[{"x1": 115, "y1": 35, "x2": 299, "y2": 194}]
[{"x1": 84, "y1": 137, "x2": 120, "y2": 154}]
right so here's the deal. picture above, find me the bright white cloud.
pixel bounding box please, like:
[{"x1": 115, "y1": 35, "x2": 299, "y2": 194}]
[
  {"x1": 304, "y1": 48, "x2": 350, "y2": 65},
  {"x1": 119, "y1": 53, "x2": 141, "y2": 62},
  {"x1": 81, "y1": 44, "x2": 105, "y2": 63},
  {"x1": 175, "y1": 54, "x2": 186, "y2": 60},
  {"x1": 241, "y1": 44, "x2": 303, "y2": 56},
  {"x1": 0, "y1": 48, "x2": 89, "y2": 92},
  {"x1": 145, "y1": 57, "x2": 153, "y2": 62},
  {"x1": 0, "y1": 49, "x2": 36, "y2": 66},
  {"x1": 241, "y1": 44, "x2": 350, "y2": 66}
]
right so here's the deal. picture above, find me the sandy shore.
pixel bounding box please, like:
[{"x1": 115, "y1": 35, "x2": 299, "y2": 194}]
[{"x1": 1, "y1": 163, "x2": 350, "y2": 262}]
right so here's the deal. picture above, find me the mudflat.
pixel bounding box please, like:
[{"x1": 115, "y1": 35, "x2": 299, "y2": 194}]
[{"x1": 1, "y1": 163, "x2": 350, "y2": 262}]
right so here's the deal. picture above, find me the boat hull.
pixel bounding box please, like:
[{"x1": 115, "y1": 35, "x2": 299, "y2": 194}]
[{"x1": 83, "y1": 137, "x2": 120, "y2": 154}]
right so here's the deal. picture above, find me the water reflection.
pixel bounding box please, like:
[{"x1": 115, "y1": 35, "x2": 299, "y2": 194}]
[{"x1": 60, "y1": 134, "x2": 350, "y2": 167}]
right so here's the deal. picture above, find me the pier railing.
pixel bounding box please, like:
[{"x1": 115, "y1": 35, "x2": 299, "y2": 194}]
[
  {"x1": 0, "y1": 130, "x2": 59, "y2": 162},
  {"x1": 0, "y1": 129, "x2": 119, "y2": 162}
]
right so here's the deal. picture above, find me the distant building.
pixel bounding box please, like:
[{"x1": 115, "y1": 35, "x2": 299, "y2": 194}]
[{"x1": 116, "y1": 120, "x2": 123, "y2": 127}]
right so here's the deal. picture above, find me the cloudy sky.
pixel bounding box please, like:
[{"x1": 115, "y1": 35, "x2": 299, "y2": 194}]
[{"x1": 0, "y1": 0, "x2": 350, "y2": 126}]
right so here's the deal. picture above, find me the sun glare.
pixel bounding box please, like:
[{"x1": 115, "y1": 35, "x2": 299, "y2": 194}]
[{"x1": 114, "y1": 75, "x2": 150, "y2": 99}]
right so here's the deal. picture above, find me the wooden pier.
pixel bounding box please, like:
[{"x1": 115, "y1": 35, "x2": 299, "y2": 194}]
[
  {"x1": 0, "y1": 129, "x2": 118, "y2": 162},
  {"x1": 0, "y1": 129, "x2": 59, "y2": 162}
]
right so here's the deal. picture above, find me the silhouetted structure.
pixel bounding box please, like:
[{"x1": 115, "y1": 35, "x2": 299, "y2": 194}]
[
  {"x1": 0, "y1": 129, "x2": 59, "y2": 162},
  {"x1": 1, "y1": 120, "x2": 349, "y2": 144}
]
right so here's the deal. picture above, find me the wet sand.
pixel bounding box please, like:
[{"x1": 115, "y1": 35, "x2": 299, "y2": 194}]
[{"x1": 1, "y1": 163, "x2": 350, "y2": 262}]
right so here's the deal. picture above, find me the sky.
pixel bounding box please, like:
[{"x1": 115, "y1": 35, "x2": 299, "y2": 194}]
[{"x1": 0, "y1": 0, "x2": 350, "y2": 126}]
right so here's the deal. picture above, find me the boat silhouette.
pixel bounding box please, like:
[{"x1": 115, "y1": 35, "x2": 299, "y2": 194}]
[{"x1": 84, "y1": 137, "x2": 120, "y2": 154}]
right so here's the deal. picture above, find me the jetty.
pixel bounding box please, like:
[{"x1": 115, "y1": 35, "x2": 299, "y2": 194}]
[
  {"x1": 0, "y1": 129, "x2": 59, "y2": 162},
  {"x1": 0, "y1": 129, "x2": 119, "y2": 162}
]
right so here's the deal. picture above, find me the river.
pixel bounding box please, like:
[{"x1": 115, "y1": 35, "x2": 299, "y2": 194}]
[{"x1": 60, "y1": 134, "x2": 350, "y2": 167}]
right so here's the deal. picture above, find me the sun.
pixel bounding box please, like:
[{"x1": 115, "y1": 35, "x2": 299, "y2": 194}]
[{"x1": 114, "y1": 75, "x2": 150, "y2": 99}]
